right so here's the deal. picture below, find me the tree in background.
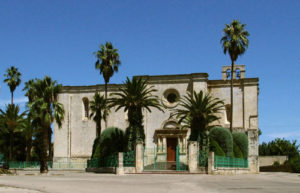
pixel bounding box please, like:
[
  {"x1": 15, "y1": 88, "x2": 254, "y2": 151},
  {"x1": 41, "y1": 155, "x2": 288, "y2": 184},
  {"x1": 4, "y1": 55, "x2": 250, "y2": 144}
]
[
  {"x1": 94, "y1": 42, "x2": 121, "y2": 128},
  {"x1": 110, "y1": 77, "x2": 163, "y2": 151},
  {"x1": 221, "y1": 20, "x2": 249, "y2": 132},
  {"x1": 259, "y1": 138, "x2": 300, "y2": 160},
  {"x1": 24, "y1": 76, "x2": 65, "y2": 173},
  {"x1": 173, "y1": 90, "x2": 224, "y2": 148},
  {"x1": 3, "y1": 66, "x2": 21, "y2": 105},
  {"x1": 0, "y1": 104, "x2": 26, "y2": 161}
]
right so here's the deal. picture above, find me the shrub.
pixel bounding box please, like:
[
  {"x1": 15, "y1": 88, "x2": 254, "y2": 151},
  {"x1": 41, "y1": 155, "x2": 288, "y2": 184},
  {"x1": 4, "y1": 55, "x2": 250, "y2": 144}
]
[
  {"x1": 210, "y1": 140, "x2": 225, "y2": 156},
  {"x1": 91, "y1": 137, "x2": 100, "y2": 158},
  {"x1": 290, "y1": 157, "x2": 300, "y2": 173},
  {"x1": 92, "y1": 127, "x2": 125, "y2": 159},
  {"x1": 233, "y1": 142, "x2": 243, "y2": 158},
  {"x1": 273, "y1": 161, "x2": 280, "y2": 167},
  {"x1": 232, "y1": 132, "x2": 248, "y2": 158},
  {"x1": 209, "y1": 127, "x2": 233, "y2": 157}
]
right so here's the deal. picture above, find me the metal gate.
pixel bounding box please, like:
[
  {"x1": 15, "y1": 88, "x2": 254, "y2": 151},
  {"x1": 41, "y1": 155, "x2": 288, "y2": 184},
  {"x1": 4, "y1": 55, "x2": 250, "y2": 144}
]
[{"x1": 143, "y1": 146, "x2": 187, "y2": 171}]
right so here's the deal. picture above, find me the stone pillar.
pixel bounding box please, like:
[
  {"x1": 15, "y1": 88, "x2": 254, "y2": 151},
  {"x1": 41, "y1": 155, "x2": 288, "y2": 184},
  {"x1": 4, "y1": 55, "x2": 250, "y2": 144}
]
[
  {"x1": 135, "y1": 142, "x2": 143, "y2": 173},
  {"x1": 162, "y1": 137, "x2": 167, "y2": 153},
  {"x1": 188, "y1": 141, "x2": 198, "y2": 173},
  {"x1": 207, "y1": 152, "x2": 214, "y2": 174},
  {"x1": 116, "y1": 152, "x2": 124, "y2": 175},
  {"x1": 248, "y1": 129, "x2": 259, "y2": 173},
  {"x1": 183, "y1": 138, "x2": 187, "y2": 153},
  {"x1": 158, "y1": 137, "x2": 162, "y2": 152}
]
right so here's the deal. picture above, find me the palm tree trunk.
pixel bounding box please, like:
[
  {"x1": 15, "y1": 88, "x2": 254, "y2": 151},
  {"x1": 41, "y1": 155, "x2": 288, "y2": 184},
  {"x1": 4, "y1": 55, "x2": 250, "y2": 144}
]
[
  {"x1": 104, "y1": 82, "x2": 108, "y2": 129},
  {"x1": 230, "y1": 61, "x2": 234, "y2": 133},
  {"x1": 26, "y1": 139, "x2": 32, "y2": 162},
  {"x1": 40, "y1": 126, "x2": 49, "y2": 173},
  {"x1": 11, "y1": 91, "x2": 13, "y2": 105},
  {"x1": 9, "y1": 131, "x2": 13, "y2": 161},
  {"x1": 48, "y1": 127, "x2": 52, "y2": 160}
]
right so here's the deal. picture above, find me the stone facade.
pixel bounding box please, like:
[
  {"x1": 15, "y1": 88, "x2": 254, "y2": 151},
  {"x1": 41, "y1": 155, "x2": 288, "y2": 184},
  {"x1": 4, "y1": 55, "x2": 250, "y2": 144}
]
[{"x1": 53, "y1": 65, "x2": 259, "y2": 173}]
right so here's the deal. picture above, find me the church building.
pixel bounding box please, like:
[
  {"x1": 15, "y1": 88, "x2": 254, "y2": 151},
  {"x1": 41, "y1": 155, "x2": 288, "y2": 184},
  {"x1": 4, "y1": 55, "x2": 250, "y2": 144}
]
[{"x1": 53, "y1": 65, "x2": 259, "y2": 173}]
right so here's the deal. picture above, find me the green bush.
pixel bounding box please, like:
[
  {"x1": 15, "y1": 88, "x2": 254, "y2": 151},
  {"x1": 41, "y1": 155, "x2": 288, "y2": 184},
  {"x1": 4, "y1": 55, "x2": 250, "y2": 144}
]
[
  {"x1": 209, "y1": 127, "x2": 233, "y2": 157},
  {"x1": 232, "y1": 132, "x2": 248, "y2": 158},
  {"x1": 233, "y1": 142, "x2": 243, "y2": 158},
  {"x1": 273, "y1": 161, "x2": 280, "y2": 167},
  {"x1": 210, "y1": 140, "x2": 225, "y2": 156},
  {"x1": 91, "y1": 137, "x2": 100, "y2": 158},
  {"x1": 92, "y1": 127, "x2": 125, "y2": 159},
  {"x1": 290, "y1": 157, "x2": 300, "y2": 173}
]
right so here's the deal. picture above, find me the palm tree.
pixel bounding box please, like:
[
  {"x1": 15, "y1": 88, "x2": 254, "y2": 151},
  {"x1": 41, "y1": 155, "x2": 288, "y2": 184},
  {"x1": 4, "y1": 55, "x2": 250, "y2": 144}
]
[
  {"x1": 24, "y1": 76, "x2": 65, "y2": 173},
  {"x1": 110, "y1": 77, "x2": 163, "y2": 150},
  {"x1": 221, "y1": 20, "x2": 249, "y2": 132},
  {"x1": 94, "y1": 42, "x2": 121, "y2": 128},
  {"x1": 173, "y1": 91, "x2": 224, "y2": 147},
  {"x1": 89, "y1": 92, "x2": 107, "y2": 137},
  {"x1": 3, "y1": 66, "x2": 21, "y2": 104},
  {"x1": 0, "y1": 104, "x2": 26, "y2": 161}
]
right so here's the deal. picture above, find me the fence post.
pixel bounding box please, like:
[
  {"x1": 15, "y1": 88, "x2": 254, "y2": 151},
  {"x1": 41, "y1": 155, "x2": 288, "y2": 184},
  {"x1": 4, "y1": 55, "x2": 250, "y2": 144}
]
[
  {"x1": 135, "y1": 141, "x2": 143, "y2": 173},
  {"x1": 207, "y1": 152, "x2": 214, "y2": 174},
  {"x1": 248, "y1": 129, "x2": 259, "y2": 173},
  {"x1": 116, "y1": 152, "x2": 124, "y2": 175},
  {"x1": 188, "y1": 141, "x2": 198, "y2": 173}
]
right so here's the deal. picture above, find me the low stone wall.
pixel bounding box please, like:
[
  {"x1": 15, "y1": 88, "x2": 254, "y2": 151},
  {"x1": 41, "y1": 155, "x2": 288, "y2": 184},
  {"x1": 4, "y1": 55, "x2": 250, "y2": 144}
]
[
  {"x1": 212, "y1": 168, "x2": 250, "y2": 175},
  {"x1": 259, "y1": 156, "x2": 288, "y2": 167},
  {"x1": 86, "y1": 167, "x2": 116, "y2": 173}
]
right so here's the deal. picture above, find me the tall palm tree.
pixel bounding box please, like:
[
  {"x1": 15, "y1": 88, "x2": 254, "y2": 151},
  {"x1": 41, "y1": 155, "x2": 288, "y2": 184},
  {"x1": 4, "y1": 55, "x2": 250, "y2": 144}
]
[
  {"x1": 221, "y1": 20, "x2": 249, "y2": 132},
  {"x1": 173, "y1": 91, "x2": 224, "y2": 147},
  {"x1": 23, "y1": 79, "x2": 37, "y2": 161},
  {"x1": 94, "y1": 42, "x2": 121, "y2": 128},
  {"x1": 110, "y1": 77, "x2": 163, "y2": 151},
  {"x1": 3, "y1": 66, "x2": 21, "y2": 104},
  {"x1": 89, "y1": 92, "x2": 107, "y2": 137},
  {"x1": 25, "y1": 76, "x2": 65, "y2": 173},
  {"x1": 0, "y1": 104, "x2": 26, "y2": 161}
]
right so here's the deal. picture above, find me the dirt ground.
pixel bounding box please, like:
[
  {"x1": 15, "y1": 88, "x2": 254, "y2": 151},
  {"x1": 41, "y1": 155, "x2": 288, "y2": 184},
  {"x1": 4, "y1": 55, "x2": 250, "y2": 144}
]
[{"x1": 0, "y1": 171, "x2": 299, "y2": 193}]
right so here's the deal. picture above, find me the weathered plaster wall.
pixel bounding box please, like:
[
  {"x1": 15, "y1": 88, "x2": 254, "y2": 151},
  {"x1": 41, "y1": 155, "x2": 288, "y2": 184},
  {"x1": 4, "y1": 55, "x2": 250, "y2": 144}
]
[
  {"x1": 53, "y1": 72, "x2": 259, "y2": 171},
  {"x1": 259, "y1": 156, "x2": 288, "y2": 167}
]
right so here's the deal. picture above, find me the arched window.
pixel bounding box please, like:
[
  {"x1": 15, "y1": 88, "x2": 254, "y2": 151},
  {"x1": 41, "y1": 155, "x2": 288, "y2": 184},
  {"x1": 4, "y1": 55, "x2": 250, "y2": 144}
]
[
  {"x1": 236, "y1": 68, "x2": 241, "y2": 79},
  {"x1": 82, "y1": 98, "x2": 89, "y2": 118},
  {"x1": 226, "y1": 69, "x2": 231, "y2": 80}
]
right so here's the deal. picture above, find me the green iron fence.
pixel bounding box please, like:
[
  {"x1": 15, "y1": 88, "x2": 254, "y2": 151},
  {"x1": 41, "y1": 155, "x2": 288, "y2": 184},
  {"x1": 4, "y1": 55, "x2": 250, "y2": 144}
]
[
  {"x1": 214, "y1": 156, "x2": 248, "y2": 168},
  {"x1": 52, "y1": 162, "x2": 87, "y2": 169},
  {"x1": 198, "y1": 150, "x2": 208, "y2": 167},
  {"x1": 176, "y1": 146, "x2": 188, "y2": 171},
  {"x1": 143, "y1": 146, "x2": 168, "y2": 170},
  {"x1": 99, "y1": 154, "x2": 118, "y2": 167},
  {"x1": 8, "y1": 161, "x2": 53, "y2": 169},
  {"x1": 123, "y1": 151, "x2": 135, "y2": 167},
  {"x1": 87, "y1": 154, "x2": 118, "y2": 168},
  {"x1": 0, "y1": 153, "x2": 4, "y2": 162},
  {"x1": 87, "y1": 158, "x2": 99, "y2": 168}
]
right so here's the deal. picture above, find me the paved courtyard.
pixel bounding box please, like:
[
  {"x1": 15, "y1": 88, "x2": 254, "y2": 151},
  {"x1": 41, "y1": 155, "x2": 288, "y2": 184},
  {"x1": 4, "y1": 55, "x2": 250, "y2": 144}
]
[{"x1": 0, "y1": 171, "x2": 299, "y2": 193}]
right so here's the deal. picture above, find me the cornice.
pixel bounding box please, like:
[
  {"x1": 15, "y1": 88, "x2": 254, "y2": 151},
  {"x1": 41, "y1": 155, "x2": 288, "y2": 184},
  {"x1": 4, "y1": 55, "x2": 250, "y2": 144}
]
[{"x1": 208, "y1": 78, "x2": 259, "y2": 88}]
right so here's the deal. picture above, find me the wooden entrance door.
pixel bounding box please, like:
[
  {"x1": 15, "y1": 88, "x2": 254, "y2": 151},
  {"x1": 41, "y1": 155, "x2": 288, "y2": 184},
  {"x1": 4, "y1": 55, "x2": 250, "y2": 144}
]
[{"x1": 167, "y1": 138, "x2": 177, "y2": 162}]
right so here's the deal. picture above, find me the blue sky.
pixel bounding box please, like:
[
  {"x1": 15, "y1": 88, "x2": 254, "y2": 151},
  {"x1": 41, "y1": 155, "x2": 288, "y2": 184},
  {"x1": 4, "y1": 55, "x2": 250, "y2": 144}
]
[{"x1": 0, "y1": 0, "x2": 299, "y2": 144}]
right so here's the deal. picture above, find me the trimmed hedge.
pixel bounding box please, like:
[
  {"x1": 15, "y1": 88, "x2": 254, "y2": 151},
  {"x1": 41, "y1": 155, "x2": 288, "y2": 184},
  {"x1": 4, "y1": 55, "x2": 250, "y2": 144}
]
[
  {"x1": 209, "y1": 127, "x2": 233, "y2": 157},
  {"x1": 93, "y1": 127, "x2": 125, "y2": 159},
  {"x1": 233, "y1": 142, "x2": 243, "y2": 158},
  {"x1": 232, "y1": 132, "x2": 248, "y2": 159},
  {"x1": 210, "y1": 140, "x2": 225, "y2": 156}
]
